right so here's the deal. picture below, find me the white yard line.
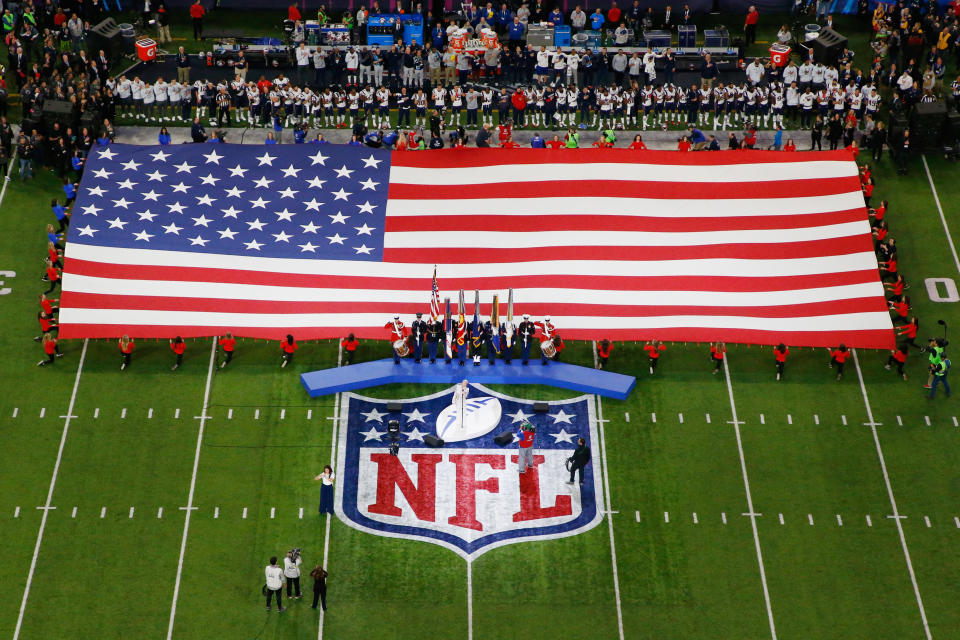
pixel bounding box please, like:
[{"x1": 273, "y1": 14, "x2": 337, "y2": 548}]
[
  {"x1": 922, "y1": 155, "x2": 960, "y2": 277},
  {"x1": 319, "y1": 340, "x2": 343, "y2": 640},
  {"x1": 466, "y1": 560, "x2": 474, "y2": 640},
  {"x1": 593, "y1": 348, "x2": 625, "y2": 640},
  {"x1": 14, "y1": 339, "x2": 87, "y2": 640},
  {"x1": 166, "y1": 338, "x2": 217, "y2": 640},
  {"x1": 852, "y1": 349, "x2": 932, "y2": 640},
  {"x1": 0, "y1": 147, "x2": 19, "y2": 209},
  {"x1": 722, "y1": 356, "x2": 777, "y2": 640}
]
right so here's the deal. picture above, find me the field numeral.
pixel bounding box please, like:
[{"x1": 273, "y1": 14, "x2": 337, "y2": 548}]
[
  {"x1": 0, "y1": 270, "x2": 15, "y2": 295},
  {"x1": 924, "y1": 278, "x2": 960, "y2": 303}
]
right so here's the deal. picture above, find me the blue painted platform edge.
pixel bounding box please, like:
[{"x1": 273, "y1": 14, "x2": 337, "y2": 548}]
[{"x1": 301, "y1": 358, "x2": 636, "y2": 400}]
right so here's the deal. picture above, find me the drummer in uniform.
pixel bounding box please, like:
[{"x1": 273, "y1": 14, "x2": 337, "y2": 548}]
[
  {"x1": 537, "y1": 315, "x2": 557, "y2": 365},
  {"x1": 500, "y1": 314, "x2": 515, "y2": 365},
  {"x1": 518, "y1": 313, "x2": 536, "y2": 365},
  {"x1": 426, "y1": 318, "x2": 443, "y2": 364},
  {"x1": 410, "y1": 312, "x2": 428, "y2": 363},
  {"x1": 384, "y1": 313, "x2": 407, "y2": 364}
]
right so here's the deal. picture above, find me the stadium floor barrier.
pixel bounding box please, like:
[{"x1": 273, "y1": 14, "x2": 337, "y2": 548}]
[{"x1": 301, "y1": 358, "x2": 636, "y2": 400}]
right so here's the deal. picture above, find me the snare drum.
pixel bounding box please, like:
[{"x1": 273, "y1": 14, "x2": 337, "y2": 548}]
[
  {"x1": 393, "y1": 338, "x2": 410, "y2": 357},
  {"x1": 540, "y1": 339, "x2": 556, "y2": 359}
]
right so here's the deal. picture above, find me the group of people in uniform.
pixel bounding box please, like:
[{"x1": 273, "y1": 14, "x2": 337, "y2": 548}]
[{"x1": 384, "y1": 312, "x2": 563, "y2": 366}]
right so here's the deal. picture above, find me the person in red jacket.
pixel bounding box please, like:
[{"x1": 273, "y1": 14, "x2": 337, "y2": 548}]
[
  {"x1": 170, "y1": 336, "x2": 186, "y2": 370},
  {"x1": 828, "y1": 344, "x2": 849, "y2": 380},
  {"x1": 888, "y1": 295, "x2": 910, "y2": 323},
  {"x1": 884, "y1": 273, "x2": 907, "y2": 298},
  {"x1": 743, "y1": 5, "x2": 759, "y2": 45},
  {"x1": 896, "y1": 315, "x2": 920, "y2": 348},
  {"x1": 628, "y1": 134, "x2": 647, "y2": 150},
  {"x1": 546, "y1": 134, "x2": 565, "y2": 149},
  {"x1": 783, "y1": 138, "x2": 796, "y2": 152},
  {"x1": 516, "y1": 420, "x2": 536, "y2": 473},
  {"x1": 742, "y1": 127, "x2": 757, "y2": 149},
  {"x1": 47, "y1": 242, "x2": 62, "y2": 269},
  {"x1": 39, "y1": 293, "x2": 59, "y2": 316},
  {"x1": 44, "y1": 259, "x2": 61, "y2": 295},
  {"x1": 281, "y1": 333, "x2": 298, "y2": 367},
  {"x1": 879, "y1": 253, "x2": 898, "y2": 281},
  {"x1": 341, "y1": 333, "x2": 360, "y2": 365},
  {"x1": 644, "y1": 340, "x2": 666, "y2": 374},
  {"x1": 35, "y1": 311, "x2": 58, "y2": 341},
  {"x1": 119, "y1": 335, "x2": 135, "y2": 370},
  {"x1": 710, "y1": 341, "x2": 726, "y2": 374},
  {"x1": 497, "y1": 120, "x2": 512, "y2": 144},
  {"x1": 385, "y1": 314, "x2": 407, "y2": 363},
  {"x1": 873, "y1": 220, "x2": 889, "y2": 243},
  {"x1": 862, "y1": 177, "x2": 874, "y2": 208},
  {"x1": 510, "y1": 90, "x2": 527, "y2": 127},
  {"x1": 190, "y1": 0, "x2": 205, "y2": 40},
  {"x1": 677, "y1": 136, "x2": 692, "y2": 151},
  {"x1": 869, "y1": 199, "x2": 887, "y2": 227},
  {"x1": 288, "y1": 2, "x2": 301, "y2": 21},
  {"x1": 37, "y1": 333, "x2": 62, "y2": 366},
  {"x1": 607, "y1": 1, "x2": 621, "y2": 24},
  {"x1": 885, "y1": 344, "x2": 909, "y2": 380},
  {"x1": 773, "y1": 343, "x2": 789, "y2": 380},
  {"x1": 219, "y1": 332, "x2": 236, "y2": 368},
  {"x1": 500, "y1": 136, "x2": 521, "y2": 148},
  {"x1": 597, "y1": 339, "x2": 613, "y2": 369}
]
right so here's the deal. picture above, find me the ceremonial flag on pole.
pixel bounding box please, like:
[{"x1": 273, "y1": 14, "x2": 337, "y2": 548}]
[
  {"x1": 490, "y1": 294, "x2": 501, "y2": 353},
  {"x1": 429, "y1": 265, "x2": 441, "y2": 323},
  {"x1": 470, "y1": 289, "x2": 481, "y2": 350},
  {"x1": 57, "y1": 146, "x2": 894, "y2": 348},
  {"x1": 444, "y1": 297, "x2": 452, "y2": 359},
  {"x1": 456, "y1": 290, "x2": 467, "y2": 350}
]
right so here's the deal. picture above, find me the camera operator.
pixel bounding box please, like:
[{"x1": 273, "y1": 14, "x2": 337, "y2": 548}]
[
  {"x1": 284, "y1": 549, "x2": 303, "y2": 600},
  {"x1": 265, "y1": 556, "x2": 285, "y2": 612}
]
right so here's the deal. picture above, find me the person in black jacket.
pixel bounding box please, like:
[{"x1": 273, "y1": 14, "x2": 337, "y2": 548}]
[
  {"x1": 310, "y1": 566, "x2": 328, "y2": 611},
  {"x1": 476, "y1": 123, "x2": 492, "y2": 147},
  {"x1": 566, "y1": 437, "x2": 591, "y2": 485},
  {"x1": 410, "y1": 312, "x2": 428, "y2": 362},
  {"x1": 426, "y1": 319, "x2": 443, "y2": 363},
  {"x1": 827, "y1": 113, "x2": 843, "y2": 150},
  {"x1": 869, "y1": 121, "x2": 886, "y2": 160},
  {"x1": 190, "y1": 117, "x2": 207, "y2": 142}
]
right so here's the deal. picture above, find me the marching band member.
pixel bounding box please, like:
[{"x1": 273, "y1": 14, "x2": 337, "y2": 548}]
[
  {"x1": 537, "y1": 315, "x2": 556, "y2": 365},
  {"x1": 384, "y1": 314, "x2": 407, "y2": 364},
  {"x1": 426, "y1": 318, "x2": 443, "y2": 364},
  {"x1": 410, "y1": 312, "x2": 428, "y2": 363},
  {"x1": 518, "y1": 314, "x2": 536, "y2": 365}
]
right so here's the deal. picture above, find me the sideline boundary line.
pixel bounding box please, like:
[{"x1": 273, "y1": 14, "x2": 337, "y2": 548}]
[
  {"x1": 921, "y1": 155, "x2": 960, "y2": 277},
  {"x1": 13, "y1": 338, "x2": 88, "y2": 640},
  {"x1": 594, "y1": 341, "x2": 625, "y2": 640},
  {"x1": 722, "y1": 356, "x2": 777, "y2": 639},
  {"x1": 166, "y1": 338, "x2": 218, "y2": 640},
  {"x1": 318, "y1": 340, "x2": 343, "y2": 640},
  {"x1": 852, "y1": 350, "x2": 932, "y2": 640}
]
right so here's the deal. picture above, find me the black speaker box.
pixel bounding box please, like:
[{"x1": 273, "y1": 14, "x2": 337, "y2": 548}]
[
  {"x1": 945, "y1": 112, "x2": 960, "y2": 140},
  {"x1": 20, "y1": 116, "x2": 43, "y2": 135},
  {"x1": 911, "y1": 101, "x2": 947, "y2": 133},
  {"x1": 423, "y1": 434, "x2": 445, "y2": 448},
  {"x1": 80, "y1": 109, "x2": 102, "y2": 136},
  {"x1": 88, "y1": 18, "x2": 122, "y2": 60},
  {"x1": 493, "y1": 431, "x2": 514, "y2": 446},
  {"x1": 811, "y1": 28, "x2": 847, "y2": 67},
  {"x1": 533, "y1": 402, "x2": 549, "y2": 413},
  {"x1": 386, "y1": 402, "x2": 403, "y2": 412}
]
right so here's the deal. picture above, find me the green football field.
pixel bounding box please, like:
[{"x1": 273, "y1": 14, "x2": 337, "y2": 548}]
[{"x1": 2, "y1": 147, "x2": 960, "y2": 640}]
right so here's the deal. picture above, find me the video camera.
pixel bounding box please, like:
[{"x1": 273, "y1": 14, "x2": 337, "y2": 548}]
[{"x1": 289, "y1": 547, "x2": 301, "y2": 562}]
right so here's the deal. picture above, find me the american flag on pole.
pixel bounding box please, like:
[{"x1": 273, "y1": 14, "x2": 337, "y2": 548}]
[
  {"x1": 429, "y1": 265, "x2": 441, "y2": 323},
  {"x1": 58, "y1": 145, "x2": 894, "y2": 348}
]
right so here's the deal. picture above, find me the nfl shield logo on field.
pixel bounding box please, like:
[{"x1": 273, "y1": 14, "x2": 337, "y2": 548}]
[{"x1": 335, "y1": 385, "x2": 604, "y2": 559}]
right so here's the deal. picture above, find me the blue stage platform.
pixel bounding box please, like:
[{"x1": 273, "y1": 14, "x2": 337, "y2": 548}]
[{"x1": 301, "y1": 358, "x2": 636, "y2": 400}]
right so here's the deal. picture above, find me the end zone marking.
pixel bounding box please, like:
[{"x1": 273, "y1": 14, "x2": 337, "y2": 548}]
[
  {"x1": 924, "y1": 516, "x2": 932, "y2": 528},
  {"x1": 778, "y1": 513, "x2": 784, "y2": 525},
  {"x1": 692, "y1": 512, "x2": 698, "y2": 524},
  {"x1": 808, "y1": 514, "x2": 814, "y2": 526},
  {"x1": 836, "y1": 514, "x2": 843, "y2": 527},
  {"x1": 867, "y1": 515, "x2": 872, "y2": 527}
]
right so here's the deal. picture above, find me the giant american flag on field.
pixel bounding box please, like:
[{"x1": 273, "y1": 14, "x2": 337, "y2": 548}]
[{"x1": 57, "y1": 144, "x2": 894, "y2": 348}]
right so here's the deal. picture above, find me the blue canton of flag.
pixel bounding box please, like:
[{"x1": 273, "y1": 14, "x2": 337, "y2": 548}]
[{"x1": 68, "y1": 144, "x2": 391, "y2": 261}]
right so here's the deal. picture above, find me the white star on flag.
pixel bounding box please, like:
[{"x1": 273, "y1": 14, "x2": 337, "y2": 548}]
[
  {"x1": 253, "y1": 176, "x2": 274, "y2": 189},
  {"x1": 86, "y1": 185, "x2": 107, "y2": 197},
  {"x1": 357, "y1": 201, "x2": 376, "y2": 214},
  {"x1": 327, "y1": 233, "x2": 346, "y2": 245},
  {"x1": 354, "y1": 244, "x2": 374, "y2": 255},
  {"x1": 402, "y1": 408, "x2": 430, "y2": 423},
  {"x1": 304, "y1": 198, "x2": 323, "y2": 212},
  {"x1": 204, "y1": 149, "x2": 223, "y2": 164},
  {"x1": 300, "y1": 221, "x2": 321, "y2": 234},
  {"x1": 221, "y1": 206, "x2": 242, "y2": 219},
  {"x1": 278, "y1": 187, "x2": 299, "y2": 199},
  {"x1": 77, "y1": 224, "x2": 97, "y2": 237},
  {"x1": 137, "y1": 210, "x2": 158, "y2": 222},
  {"x1": 196, "y1": 194, "x2": 216, "y2": 206},
  {"x1": 273, "y1": 231, "x2": 292, "y2": 243},
  {"x1": 107, "y1": 217, "x2": 127, "y2": 229},
  {"x1": 116, "y1": 178, "x2": 137, "y2": 190},
  {"x1": 309, "y1": 150, "x2": 329, "y2": 166},
  {"x1": 257, "y1": 152, "x2": 276, "y2": 166},
  {"x1": 250, "y1": 197, "x2": 269, "y2": 209},
  {"x1": 133, "y1": 230, "x2": 154, "y2": 242},
  {"x1": 334, "y1": 165, "x2": 355, "y2": 179},
  {"x1": 145, "y1": 170, "x2": 166, "y2": 182},
  {"x1": 507, "y1": 409, "x2": 532, "y2": 423},
  {"x1": 246, "y1": 219, "x2": 267, "y2": 231},
  {"x1": 224, "y1": 186, "x2": 244, "y2": 198},
  {"x1": 142, "y1": 190, "x2": 161, "y2": 202},
  {"x1": 174, "y1": 161, "x2": 195, "y2": 173},
  {"x1": 281, "y1": 164, "x2": 301, "y2": 178},
  {"x1": 355, "y1": 223, "x2": 374, "y2": 235},
  {"x1": 244, "y1": 239, "x2": 263, "y2": 251},
  {"x1": 218, "y1": 227, "x2": 238, "y2": 240},
  {"x1": 361, "y1": 408, "x2": 386, "y2": 422},
  {"x1": 550, "y1": 409, "x2": 576, "y2": 424},
  {"x1": 167, "y1": 202, "x2": 187, "y2": 214},
  {"x1": 404, "y1": 427, "x2": 427, "y2": 442},
  {"x1": 121, "y1": 159, "x2": 142, "y2": 171},
  {"x1": 306, "y1": 176, "x2": 326, "y2": 189},
  {"x1": 112, "y1": 197, "x2": 132, "y2": 209},
  {"x1": 92, "y1": 168, "x2": 112, "y2": 179},
  {"x1": 97, "y1": 148, "x2": 117, "y2": 160},
  {"x1": 274, "y1": 208, "x2": 295, "y2": 222},
  {"x1": 199, "y1": 173, "x2": 220, "y2": 186},
  {"x1": 332, "y1": 188, "x2": 351, "y2": 201},
  {"x1": 299, "y1": 242, "x2": 318, "y2": 252},
  {"x1": 329, "y1": 212, "x2": 348, "y2": 224},
  {"x1": 360, "y1": 426, "x2": 385, "y2": 442},
  {"x1": 150, "y1": 149, "x2": 170, "y2": 162},
  {"x1": 362, "y1": 154, "x2": 383, "y2": 168},
  {"x1": 228, "y1": 164, "x2": 248, "y2": 177},
  {"x1": 171, "y1": 182, "x2": 191, "y2": 193},
  {"x1": 359, "y1": 177, "x2": 380, "y2": 191},
  {"x1": 549, "y1": 428, "x2": 578, "y2": 444},
  {"x1": 192, "y1": 215, "x2": 212, "y2": 227},
  {"x1": 189, "y1": 235, "x2": 209, "y2": 246},
  {"x1": 81, "y1": 204, "x2": 102, "y2": 216},
  {"x1": 163, "y1": 222, "x2": 183, "y2": 235}
]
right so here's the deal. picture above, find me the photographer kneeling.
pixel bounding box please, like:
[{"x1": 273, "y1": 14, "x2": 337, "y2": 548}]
[{"x1": 284, "y1": 549, "x2": 303, "y2": 600}]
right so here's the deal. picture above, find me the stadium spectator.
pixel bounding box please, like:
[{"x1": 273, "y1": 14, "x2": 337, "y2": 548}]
[
  {"x1": 170, "y1": 336, "x2": 185, "y2": 371},
  {"x1": 119, "y1": 335, "x2": 135, "y2": 370},
  {"x1": 281, "y1": 334, "x2": 298, "y2": 367},
  {"x1": 190, "y1": 0, "x2": 205, "y2": 40},
  {"x1": 219, "y1": 332, "x2": 236, "y2": 368},
  {"x1": 744, "y1": 6, "x2": 759, "y2": 45}
]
